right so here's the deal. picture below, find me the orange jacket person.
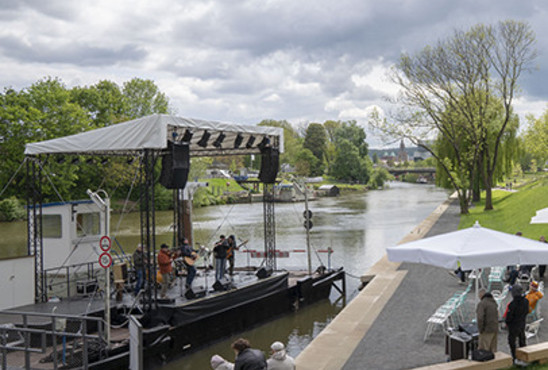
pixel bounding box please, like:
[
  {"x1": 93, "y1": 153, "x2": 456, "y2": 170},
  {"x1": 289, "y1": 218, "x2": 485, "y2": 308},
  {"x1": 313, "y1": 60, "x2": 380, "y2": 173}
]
[
  {"x1": 158, "y1": 244, "x2": 173, "y2": 298},
  {"x1": 525, "y1": 281, "x2": 543, "y2": 313}
]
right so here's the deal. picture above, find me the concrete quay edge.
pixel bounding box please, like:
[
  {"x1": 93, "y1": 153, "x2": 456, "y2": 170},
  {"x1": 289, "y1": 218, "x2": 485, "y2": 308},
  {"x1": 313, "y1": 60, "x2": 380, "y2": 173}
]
[{"x1": 295, "y1": 195, "x2": 457, "y2": 370}]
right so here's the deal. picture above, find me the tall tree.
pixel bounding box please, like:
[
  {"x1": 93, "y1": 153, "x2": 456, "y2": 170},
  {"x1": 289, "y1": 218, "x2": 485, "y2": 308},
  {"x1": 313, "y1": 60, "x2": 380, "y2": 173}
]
[
  {"x1": 522, "y1": 110, "x2": 548, "y2": 170},
  {"x1": 370, "y1": 20, "x2": 536, "y2": 214},
  {"x1": 123, "y1": 78, "x2": 170, "y2": 119},
  {"x1": 303, "y1": 123, "x2": 327, "y2": 176},
  {"x1": 71, "y1": 80, "x2": 127, "y2": 127}
]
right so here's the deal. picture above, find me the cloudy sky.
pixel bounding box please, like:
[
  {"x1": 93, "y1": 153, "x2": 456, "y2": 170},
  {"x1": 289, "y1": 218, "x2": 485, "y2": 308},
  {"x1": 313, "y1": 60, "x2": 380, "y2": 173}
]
[{"x1": 0, "y1": 0, "x2": 546, "y2": 147}]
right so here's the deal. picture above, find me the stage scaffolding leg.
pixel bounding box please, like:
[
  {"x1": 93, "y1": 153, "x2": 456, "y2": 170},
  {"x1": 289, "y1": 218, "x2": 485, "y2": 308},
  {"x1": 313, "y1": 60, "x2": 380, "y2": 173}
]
[{"x1": 263, "y1": 183, "x2": 276, "y2": 271}]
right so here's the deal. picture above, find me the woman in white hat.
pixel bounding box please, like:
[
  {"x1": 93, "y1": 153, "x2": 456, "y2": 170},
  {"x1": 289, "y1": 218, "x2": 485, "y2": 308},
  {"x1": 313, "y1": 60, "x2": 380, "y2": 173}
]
[
  {"x1": 210, "y1": 354, "x2": 234, "y2": 370},
  {"x1": 267, "y1": 341, "x2": 295, "y2": 370}
]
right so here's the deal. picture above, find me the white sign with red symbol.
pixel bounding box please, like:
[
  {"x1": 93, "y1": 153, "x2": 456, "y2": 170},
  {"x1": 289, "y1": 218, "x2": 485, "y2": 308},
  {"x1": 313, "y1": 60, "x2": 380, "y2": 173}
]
[
  {"x1": 99, "y1": 252, "x2": 113, "y2": 269},
  {"x1": 99, "y1": 236, "x2": 112, "y2": 268}
]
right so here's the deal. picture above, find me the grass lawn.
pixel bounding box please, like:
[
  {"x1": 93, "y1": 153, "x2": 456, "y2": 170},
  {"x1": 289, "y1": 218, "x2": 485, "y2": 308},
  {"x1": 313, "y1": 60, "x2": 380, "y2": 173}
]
[{"x1": 459, "y1": 175, "x2": 548, "y2": 241}]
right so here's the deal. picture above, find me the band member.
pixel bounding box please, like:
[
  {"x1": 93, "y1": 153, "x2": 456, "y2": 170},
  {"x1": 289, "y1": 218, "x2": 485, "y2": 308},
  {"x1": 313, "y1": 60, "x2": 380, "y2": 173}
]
[
  {"x1": 213, "y1": 235, "x2": 229, "y2": 281},
  {"x1": 132, "y1": 244, "x2": 146, "y2": 295},
  {"x1": 158, "y1": 243, "x2": 173, "y2": 299},
  {"x1": 180, "y1": 237, "x2": 197, "y2": 289},
  {"x1": 226, "y1": 235, "x2": 238, "y2": 276}
]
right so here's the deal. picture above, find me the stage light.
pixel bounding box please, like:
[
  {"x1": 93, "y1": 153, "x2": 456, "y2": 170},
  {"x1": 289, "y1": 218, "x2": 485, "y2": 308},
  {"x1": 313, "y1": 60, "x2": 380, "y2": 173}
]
[
  {"x1": 234, "y1": 133, "x2": 244, "y2": 148},
  {"x1": 197, "y1": 131, "x2": 211, "y2": 148},
  {"x1": 71, "y1": 157, "x2": 80, "y2": 165},
  {"x1": 101, "y1": 158, "x2": 109, "y2": 165},
  {"x1": 127, "y1": 157, "x2": 135, "y2": 165},
  {"x1": 245, "y1": 136, "x2": 256, "y2": 149},
  {"x1": 56, "y1": 156, "x2": 66, "y2": 164},
  {"x1": 181, "y1": 129, "x2": 193, "y2": 143},
  {"x1": 257, "y1": 137, "x2": 270, "y2": 151},
  {"x1": 86, "y1": 158, "x2": 94, "y2": 165},
  {"x1": 213, "y1": 132, "x2": 226, "y2": 148}
]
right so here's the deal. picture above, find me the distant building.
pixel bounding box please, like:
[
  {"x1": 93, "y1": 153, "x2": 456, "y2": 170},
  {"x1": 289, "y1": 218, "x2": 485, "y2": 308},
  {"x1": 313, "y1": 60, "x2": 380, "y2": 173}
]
[{"x1": 397, "y1": 140, "x2": 408, "y2": 163}]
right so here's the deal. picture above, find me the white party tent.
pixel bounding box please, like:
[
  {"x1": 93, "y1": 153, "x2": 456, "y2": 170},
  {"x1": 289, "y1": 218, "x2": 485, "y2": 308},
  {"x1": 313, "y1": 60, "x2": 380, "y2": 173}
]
[
  {"x1": 531, "y1": 207, "x2": 548, "y2": 224},
  {"x1": 386, "y1": 221, "x2": 548, "y2": 271}
]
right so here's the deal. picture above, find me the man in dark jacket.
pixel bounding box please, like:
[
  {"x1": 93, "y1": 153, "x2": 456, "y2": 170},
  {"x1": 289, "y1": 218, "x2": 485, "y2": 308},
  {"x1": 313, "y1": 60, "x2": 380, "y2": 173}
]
[
  {"x1": 232, "y1": 338, "x2": 266, "y2": 370},
  {"x1": 476, "y1": 289, "x2": 499, "y2": 352},
  {"x1": 505, "y1": 284, "x2": 530, "y2": 362}
]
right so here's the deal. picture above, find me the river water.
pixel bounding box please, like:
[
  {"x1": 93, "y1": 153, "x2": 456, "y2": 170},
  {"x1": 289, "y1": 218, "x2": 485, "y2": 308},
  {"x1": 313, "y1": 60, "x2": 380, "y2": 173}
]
[{"x1": 157, "y1": 182, "x2": 450, "y2": 369}]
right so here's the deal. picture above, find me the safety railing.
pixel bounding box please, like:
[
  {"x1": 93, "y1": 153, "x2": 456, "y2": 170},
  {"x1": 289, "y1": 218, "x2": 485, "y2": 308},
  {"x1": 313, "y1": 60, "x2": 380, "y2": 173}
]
[{"x1": 0, "y1": 310, "x2": 106, "y2": 369}]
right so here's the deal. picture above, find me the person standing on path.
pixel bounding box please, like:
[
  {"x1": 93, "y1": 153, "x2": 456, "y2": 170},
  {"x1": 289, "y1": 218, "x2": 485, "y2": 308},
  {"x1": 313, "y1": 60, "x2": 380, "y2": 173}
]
[
  {"x1": 505, "y1": 284, "x2": 530, "y2": 363},
  {"x1": 476, "y1": 289, "x2": 499, "y2": 353},
  {"x1": 539, "y1": 235, "x2": 547, "y2": 279}
]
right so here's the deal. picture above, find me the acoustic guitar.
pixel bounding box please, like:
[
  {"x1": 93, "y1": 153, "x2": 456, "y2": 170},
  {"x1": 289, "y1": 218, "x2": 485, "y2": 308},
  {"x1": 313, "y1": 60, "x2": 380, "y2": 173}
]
[
  {"x1": 183, "y1": 251, "x2": 198, "y2": 266},
  {"x1": 227, "y1": 240, "x2": 249, "y2": 260}
]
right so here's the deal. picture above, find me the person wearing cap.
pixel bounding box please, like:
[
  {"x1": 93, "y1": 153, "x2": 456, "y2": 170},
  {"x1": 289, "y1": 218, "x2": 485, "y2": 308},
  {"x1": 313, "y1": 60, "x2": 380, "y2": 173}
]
[
  {"x1": 214, "y1": 235, "x2": 229, "y2": 282},
  {"x1": 158, "y1": 243, "x2": 173, "y2": 299},
  {"x1": 132, "y1": 244, "x2": 147, "y2": 295},
  {"x1": 210, "y1": 354, "x2": 234, "y2": 370},
  {"x1": 505, "y1": 284, "x2": 530, "y2": 363},
  {"x1": 231, "y1": 338, "x2": 266, "y2": 370},
  {"x1": 526, "y1": 281, "x2": 543, "y2": 313},
  {"x1": 266, "y1": 341, "x2": 295, "y2": 370}
]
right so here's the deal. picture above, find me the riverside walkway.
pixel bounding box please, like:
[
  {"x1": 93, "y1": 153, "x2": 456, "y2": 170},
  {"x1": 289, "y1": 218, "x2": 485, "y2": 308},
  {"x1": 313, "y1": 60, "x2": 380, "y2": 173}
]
[{"x1": 296, "y1": 198, "x2": 548, "y2": 369}]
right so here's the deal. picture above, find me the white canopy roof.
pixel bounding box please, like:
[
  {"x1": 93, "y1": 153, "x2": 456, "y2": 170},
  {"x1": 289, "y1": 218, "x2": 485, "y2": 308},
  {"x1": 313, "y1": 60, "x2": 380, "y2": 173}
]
[
  {"x1": 386, "y1": 221, "x2": 548, "y2": 270},
  {"x1": 24, "y1": 114, "x2": 284, "y2": 157},
  {"x1": 531, "y1": 207, "x2": 548, "y2": 224}
]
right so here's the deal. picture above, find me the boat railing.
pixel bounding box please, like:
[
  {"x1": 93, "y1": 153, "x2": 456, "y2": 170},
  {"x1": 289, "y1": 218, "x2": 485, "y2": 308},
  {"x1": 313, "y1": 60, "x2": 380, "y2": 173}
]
[
  {"x1": 44, "y1": 261, "x2": 102, "y2": 300},
  {"x1": 0, "y1": 310, "x2": 106, "y2": 369}
]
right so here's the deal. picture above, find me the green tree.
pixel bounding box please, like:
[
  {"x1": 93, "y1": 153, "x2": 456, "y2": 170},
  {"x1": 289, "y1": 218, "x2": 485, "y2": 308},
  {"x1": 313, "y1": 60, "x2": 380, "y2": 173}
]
[
  {"x1": 371, "y1": 20, "x2": 536, "y2": 214},
  {"x1": 71, "y1": 80, "x2": 127, "y2": 127},
  {"x1": 303, "y1": 123, "x2": 327, "y2": 175},
  {"x1": 294, "y1": 148, "x2": 318, "y2": 177},
  {"x1": 331, "y1": 139, "x2": 371, "y2": 183},
  {"x1": 522, "y1": 111, "x2": 548, "y2": 170},
  {"x1": 123, "y1": 78, "x2": 170, "y2": 119}
]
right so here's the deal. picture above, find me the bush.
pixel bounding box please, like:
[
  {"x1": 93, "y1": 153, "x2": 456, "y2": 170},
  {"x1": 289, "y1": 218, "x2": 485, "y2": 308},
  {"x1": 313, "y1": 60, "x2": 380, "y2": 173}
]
[{"x1": 0, "y1": 197, "x2": 26, "y2": 221}]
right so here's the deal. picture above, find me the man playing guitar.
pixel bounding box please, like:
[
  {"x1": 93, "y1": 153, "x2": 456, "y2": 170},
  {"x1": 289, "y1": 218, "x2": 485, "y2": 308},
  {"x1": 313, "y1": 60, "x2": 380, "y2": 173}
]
[
  {"x1": 226, "y1": 235, "x2": 248, "y2": 276},
  {"x1": 180, "y1": 237, "x2": 197, "y2": 289}
]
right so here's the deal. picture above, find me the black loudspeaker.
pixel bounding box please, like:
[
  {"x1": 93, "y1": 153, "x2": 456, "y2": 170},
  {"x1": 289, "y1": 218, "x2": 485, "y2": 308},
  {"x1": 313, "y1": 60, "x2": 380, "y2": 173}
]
[
  {"x1": 159, "y1": 141, "x2": 190, "y2": 189},
  {"x1": 258, "y1": 147, "x2": 279, "y2": 184},
  {"x1": 213, "y1": 277, "x2": 232, "y2": 291},
  {"x1": 185, "y1": 286, "x2": 206, "y2": 300},
  {"x1": 256, "y1": 267, "x2": 273, "y2": 279}
]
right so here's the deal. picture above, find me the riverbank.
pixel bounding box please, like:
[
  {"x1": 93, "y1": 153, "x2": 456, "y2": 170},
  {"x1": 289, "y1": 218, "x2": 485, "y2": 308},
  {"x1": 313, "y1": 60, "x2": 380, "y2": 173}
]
[{"x1": 296, "y1": 176, "x2": 548, "y2": 369}]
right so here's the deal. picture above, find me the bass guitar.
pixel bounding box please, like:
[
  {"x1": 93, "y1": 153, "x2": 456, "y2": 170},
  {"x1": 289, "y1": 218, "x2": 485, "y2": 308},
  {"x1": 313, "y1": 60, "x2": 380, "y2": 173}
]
[{"x1": 227, "y1": 239, "x2": 249, "y2": 260}]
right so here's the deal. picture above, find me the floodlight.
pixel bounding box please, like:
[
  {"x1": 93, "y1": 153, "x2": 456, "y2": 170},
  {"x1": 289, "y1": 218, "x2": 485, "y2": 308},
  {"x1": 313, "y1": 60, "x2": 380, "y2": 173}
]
[
  {"x1": 213, "y1": 132, "x2": 226, "y2": 148},
  {"x1": 181, "y1": 129, "x2": 193, "y2": 143},
  {"x1": 197, "y1": 131, "x2": 211, "y2": 148},
  {"x1": 234, "y1": 133, "x2": 244, "y2": 148},
  {"x1": 245, "y1": 136, "x2": 256, "y2": 149}
]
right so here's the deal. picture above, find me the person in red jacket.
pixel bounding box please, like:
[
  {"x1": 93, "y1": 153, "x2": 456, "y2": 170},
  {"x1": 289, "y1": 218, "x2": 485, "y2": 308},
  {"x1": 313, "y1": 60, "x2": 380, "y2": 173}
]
[{"x1": 158, "y1": 244, "x2": 173, "y2": 299}]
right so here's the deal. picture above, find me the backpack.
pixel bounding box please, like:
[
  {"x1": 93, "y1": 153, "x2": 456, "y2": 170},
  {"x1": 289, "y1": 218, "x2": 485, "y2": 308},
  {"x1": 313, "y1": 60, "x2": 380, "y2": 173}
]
[{"x1": 472, "y1": 349, "x2": 494, "y2": 362}]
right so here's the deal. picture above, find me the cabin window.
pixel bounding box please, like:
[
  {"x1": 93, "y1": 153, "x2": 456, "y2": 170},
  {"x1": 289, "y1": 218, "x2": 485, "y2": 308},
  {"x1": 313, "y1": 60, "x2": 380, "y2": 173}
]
[
  {"x1": 43, "y1": 215, "x2": 62, "y2": 238},
  {"x1": 76, "y1": 213, "x2": 100, "y2": 237}
]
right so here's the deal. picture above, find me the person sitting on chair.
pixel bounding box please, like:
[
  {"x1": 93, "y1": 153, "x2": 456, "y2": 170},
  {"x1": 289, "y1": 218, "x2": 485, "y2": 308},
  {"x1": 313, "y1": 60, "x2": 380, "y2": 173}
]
[
  {"x1": 180, "y1": 237, "x2": 197, "y2": 289},
  {"x1": 525, "y1": 281, "x2": 543, "y2": 313}
]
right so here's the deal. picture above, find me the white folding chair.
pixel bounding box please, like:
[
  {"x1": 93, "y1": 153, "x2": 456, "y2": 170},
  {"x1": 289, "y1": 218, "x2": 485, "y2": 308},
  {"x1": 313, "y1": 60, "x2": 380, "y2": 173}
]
[{"x1": 525, "y1": 318, "x2": 543, "y2": 343}]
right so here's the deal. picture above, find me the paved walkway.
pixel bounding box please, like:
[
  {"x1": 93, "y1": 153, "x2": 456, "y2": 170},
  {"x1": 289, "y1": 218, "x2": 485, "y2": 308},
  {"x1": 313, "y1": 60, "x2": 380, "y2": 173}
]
[{"x1": 296, "y1": 198, "x2": 548, "y2": 369}]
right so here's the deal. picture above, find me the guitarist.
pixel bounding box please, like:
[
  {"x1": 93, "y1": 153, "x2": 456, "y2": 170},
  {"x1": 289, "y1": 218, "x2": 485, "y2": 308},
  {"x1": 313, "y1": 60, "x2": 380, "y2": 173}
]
[
  {"x1": 226, "y1": 235, "x2": 238, "y2": 276},
  {"x1": 180, "y1": 237, "x2": 197, "y2": 289}
]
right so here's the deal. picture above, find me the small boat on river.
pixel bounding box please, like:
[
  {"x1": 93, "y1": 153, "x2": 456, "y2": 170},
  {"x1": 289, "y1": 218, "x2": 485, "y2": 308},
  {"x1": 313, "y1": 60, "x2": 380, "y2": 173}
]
[{"x1": 0, "y1": 115, "x2": 345, "y2": 369}]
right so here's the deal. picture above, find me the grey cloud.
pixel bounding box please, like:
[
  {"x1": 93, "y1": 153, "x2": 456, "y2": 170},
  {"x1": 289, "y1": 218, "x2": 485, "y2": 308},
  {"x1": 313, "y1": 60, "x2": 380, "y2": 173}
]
[{"x1": 0, "y1": 36, "x2": 147, "y2": 66}]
